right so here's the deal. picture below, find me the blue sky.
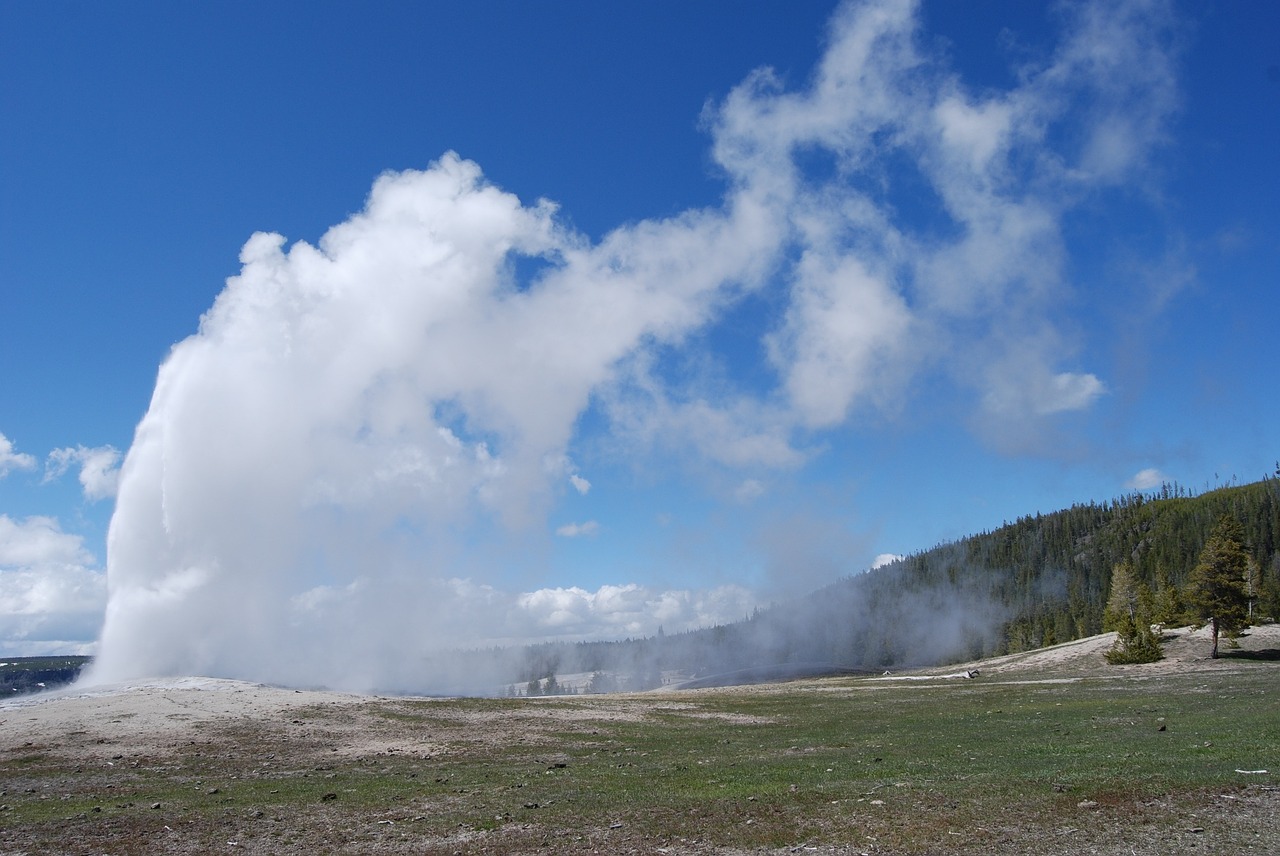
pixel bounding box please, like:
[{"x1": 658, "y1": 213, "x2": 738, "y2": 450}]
[{"x1": 1, "y1": 1, "x2": 1277, "y2": 679}]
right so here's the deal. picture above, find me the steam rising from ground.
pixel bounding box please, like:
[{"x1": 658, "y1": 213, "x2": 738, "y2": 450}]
[{"x1": 87, "y1": 0, "x2": 1178, "y2": 692}]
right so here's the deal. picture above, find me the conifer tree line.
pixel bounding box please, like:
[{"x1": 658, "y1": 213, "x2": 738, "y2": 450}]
[
  {"x1": 492, "y1": 475, "x2": 1280, "y2": 690},
  {"x1": 981, "y1": 477, "x2": 1278, "y2": 658}
]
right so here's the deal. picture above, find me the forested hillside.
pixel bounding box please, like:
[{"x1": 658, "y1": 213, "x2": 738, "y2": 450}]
[{"x1": 509, "y1": 476, "x2": 1280, "y2": 689}]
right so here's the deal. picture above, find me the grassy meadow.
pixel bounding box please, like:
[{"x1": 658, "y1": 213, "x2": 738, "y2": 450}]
[{"x1": 2, "y1": 650, "x2": 1277, "y2": 854}]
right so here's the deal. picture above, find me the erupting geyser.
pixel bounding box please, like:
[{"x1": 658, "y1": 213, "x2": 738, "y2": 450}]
[
  {"x1": 87, "y1": 154, "x2": 780, "y2": 692},
  {"x1": 84, "y1": 0, "x2": 1178, "y2": 693}
]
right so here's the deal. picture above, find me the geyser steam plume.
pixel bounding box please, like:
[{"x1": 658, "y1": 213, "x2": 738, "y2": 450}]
[
  {"x1": 86, "y1": 0, "x2": 1179, "y2": 692},
  {"x1": 89, "y1": 154, "x2": 778, "y2": 692}
]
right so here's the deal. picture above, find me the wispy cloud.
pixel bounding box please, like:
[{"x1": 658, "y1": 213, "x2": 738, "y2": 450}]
[
  {"x1": 555, "y1": 520, "x2": 599, "y2": 538},
  {"x1": 0, "y1": 433, "x2": 36, "y2": 478}
]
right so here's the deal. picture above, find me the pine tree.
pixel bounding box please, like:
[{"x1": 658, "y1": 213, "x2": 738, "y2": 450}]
[
  {"x1": 1103, "y1": 561, "x2": 1162, "y2": 664},
  {"x1": 1103, "y1": 562, "x2": 1140, "y2": 630},
  {"x1": 1184, "y1": 516, "x2": 1251, "y2": 658}
]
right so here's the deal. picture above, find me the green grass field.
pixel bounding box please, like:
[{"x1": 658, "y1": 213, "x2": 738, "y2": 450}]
[{"x1": 3, "y1": 653, "x2": 1277, "y2": 854}]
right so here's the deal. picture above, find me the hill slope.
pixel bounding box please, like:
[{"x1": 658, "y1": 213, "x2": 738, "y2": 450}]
[{"x1": 509, "y1": 477, "x2": 1280, "y2": 688}]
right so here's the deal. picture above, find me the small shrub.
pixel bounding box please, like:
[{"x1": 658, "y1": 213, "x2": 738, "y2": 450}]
[{"x1": 1104, "y1": 624, "x2": 1163, "y2": 664}]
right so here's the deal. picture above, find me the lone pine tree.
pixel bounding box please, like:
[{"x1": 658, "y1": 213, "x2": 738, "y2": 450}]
[{"x1": 1184, "y1": 516, "x2": 1251, "y2": 658}]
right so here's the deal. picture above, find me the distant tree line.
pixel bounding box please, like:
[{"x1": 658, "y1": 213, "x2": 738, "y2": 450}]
[
  {"x1": 488, "y1": 475, "x2": 1280, "y2": 688},
  {"x1": 0, "y1": 657, "x2": 90, "y2": 697}
]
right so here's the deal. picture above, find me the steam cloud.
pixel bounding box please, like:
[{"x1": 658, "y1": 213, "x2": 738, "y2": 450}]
[{"x1": 87, "y1": 0, "x2": 1178, "y2": 692}]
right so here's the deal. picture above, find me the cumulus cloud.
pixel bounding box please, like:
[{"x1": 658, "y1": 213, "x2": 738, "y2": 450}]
[
  {"x1": 0, "y1": 515, "x2": 106, "y2": 653},
  {"x1": 0, "y1": 433, "x2": 36, "y2": 478},
  {"x1": 871, "y1": 552, "x2": 904, "y2": 569},
  {"x1": 45, "y1": 445, "x2": 123, "y2": 501},
  {"x1": 88, "y1": 0, "x2": 1182, "y2": 692},
  {"x1": 569, "y1": 473, "x2": 591, "y2": 495},
  {"x1": 514, "y1": 583, "x2": 753, "y2": 640}
]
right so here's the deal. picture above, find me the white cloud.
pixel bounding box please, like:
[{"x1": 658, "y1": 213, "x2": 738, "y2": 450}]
[
  {"x1": 701, "y1": 0, "x2": 1175, "y2": 446},
  {"x1": 45, "y1": 444, "x2": 123, "y2": 501},
  {"x1": 871, "y1": 552, "x2": 904, "y2": 569},
  {"x1": 0, "y1": 515, "x2": 105, "y2": 653},
  {"x1": 1126, "y1": 467, "x2": 1167, "y2": 491},
  {"x1": 767, "y1": 255, "x2": 913, "y2": 428},
  {"x1": 934, "y1": 95, "x2": 1013, "y2": 175},
  {"x1": 513, "y1": 582, "x2": 754, "y2": 640},
  {"x1": 569, "y1": 473, "x2": 591, "y2": 495},
  {"x1": 1035, "y1": 372, "x2": 1107, "y2": 415},
  {"x1": 986, "y1": 366, "x2": 1105, "y2": 418},
  {"x1": 1050, "y1": 0, "x2": 1181, "y2": 185},
  {"x1": 972, "y1": 334, "x2": 1108, "y2": 451},
  {"x1": 0, "y1": 515, "x2": 93, "y2": 567},
  {"x1": 555, "y1": 520, "x2": 599, "y2": 538},
  {"x1": 0, "y1": 433, "x2": 36, "y2": 478}
]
